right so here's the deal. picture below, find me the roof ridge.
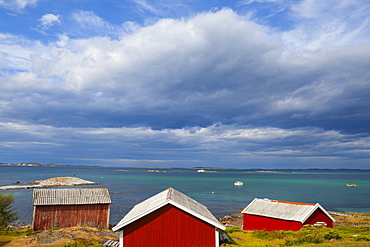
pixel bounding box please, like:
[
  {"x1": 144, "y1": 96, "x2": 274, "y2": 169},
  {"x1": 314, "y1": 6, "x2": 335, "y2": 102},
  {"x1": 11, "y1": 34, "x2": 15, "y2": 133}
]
[
  {"x1": 270, "y1": 200, "x2": 316, "y2": 206},
  {"x1": 166, "y1": 187, "x2": 173, "y2": 200}
]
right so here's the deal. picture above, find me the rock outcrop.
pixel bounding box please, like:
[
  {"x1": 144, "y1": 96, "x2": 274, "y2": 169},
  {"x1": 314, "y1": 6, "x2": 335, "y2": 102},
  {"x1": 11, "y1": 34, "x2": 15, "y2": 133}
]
[{"x1": 0, "y1": 177, "x2": 99, "y2": 190}]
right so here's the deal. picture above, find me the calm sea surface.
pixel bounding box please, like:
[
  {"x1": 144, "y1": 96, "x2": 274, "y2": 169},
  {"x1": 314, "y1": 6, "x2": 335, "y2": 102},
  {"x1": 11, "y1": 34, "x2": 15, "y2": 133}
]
[{"x1": 1, "y1": 165, "x2": 369, "y2": 225}]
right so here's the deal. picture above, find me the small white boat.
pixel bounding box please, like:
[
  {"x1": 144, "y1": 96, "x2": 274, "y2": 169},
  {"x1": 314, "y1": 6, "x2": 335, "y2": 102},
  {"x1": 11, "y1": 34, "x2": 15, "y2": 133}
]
[
  {"x1": 197, "y1": 169, "x2": 206, "y2": 172},
  {"x1": 234, "y1": 181, "x2": 244, "y2": 186}
]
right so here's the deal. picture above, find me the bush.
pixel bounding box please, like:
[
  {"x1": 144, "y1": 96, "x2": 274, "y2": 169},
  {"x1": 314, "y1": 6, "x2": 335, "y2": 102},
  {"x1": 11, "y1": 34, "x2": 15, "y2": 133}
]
[
  {"x1": 284, "y1": 232, "x2": 325, "y2": 246},
  {"x1": 62, "y1": 239, "x2": 101, "y2": 247},
  {"x1": 0, "y1": 192, "x2": 19, "y2": 230},
  {"x1": 354, "y1": 235, "x2": 370, "y2": 241},
  {"x1": 225, "y1": 227, "x2": 241, "y2": 233},
  {"x1": 49, "y1": 227, "x2": 60, "y2": 231},
  {"x1": 324, "y1": 231, "x2": 342, "y2": 240},
  {"x1": 252, "y1": 230, "x2": 287, "y2": 240}
]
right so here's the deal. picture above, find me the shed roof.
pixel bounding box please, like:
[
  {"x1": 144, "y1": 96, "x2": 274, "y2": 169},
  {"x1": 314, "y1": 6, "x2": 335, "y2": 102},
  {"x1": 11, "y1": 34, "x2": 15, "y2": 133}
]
[
  {"x1": 33, "y1": 188, "x2": 112, "y2": 206},
  {"x1": 112, "y1": 187, "x2": 225, "y2": 232},
  {"x1": 241, "y1": 198, "x2": 335, "y2": 223}
]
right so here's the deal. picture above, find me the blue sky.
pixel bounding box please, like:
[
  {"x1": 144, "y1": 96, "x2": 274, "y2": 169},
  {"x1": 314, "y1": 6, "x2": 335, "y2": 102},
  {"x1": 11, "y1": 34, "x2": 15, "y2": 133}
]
[{"x1": 1, "y1": 0, "x2": 370, "y2": 168}]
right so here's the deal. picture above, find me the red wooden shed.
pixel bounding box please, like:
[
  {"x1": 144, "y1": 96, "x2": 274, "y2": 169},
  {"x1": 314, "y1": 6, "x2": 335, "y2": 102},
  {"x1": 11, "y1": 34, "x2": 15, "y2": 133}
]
[
  {"x1": 242, "y1": 198, "x2": 335, "y2": 231},
  {"x1": 32, "y1": 188, "x2": 112, "y2": 230},
  {"x1": 112, "y1": 187, "x2": 225, "y2": 247}
]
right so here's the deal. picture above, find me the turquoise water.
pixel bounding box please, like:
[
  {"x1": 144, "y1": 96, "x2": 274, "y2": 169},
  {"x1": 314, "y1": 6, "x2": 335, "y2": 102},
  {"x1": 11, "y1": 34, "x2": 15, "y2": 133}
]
[{"x1": 1, "y1": 165, "x2": 369, "y2": 225}]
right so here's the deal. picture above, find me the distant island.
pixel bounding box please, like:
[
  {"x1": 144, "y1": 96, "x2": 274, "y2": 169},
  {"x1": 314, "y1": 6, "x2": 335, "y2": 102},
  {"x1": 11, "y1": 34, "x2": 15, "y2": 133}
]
[
  {"x1": 0, "y1": 177, "x2": 99, "y2": 190},
  {"x1": 0, "y1": 162, "x2": 102, "y2": 167}
]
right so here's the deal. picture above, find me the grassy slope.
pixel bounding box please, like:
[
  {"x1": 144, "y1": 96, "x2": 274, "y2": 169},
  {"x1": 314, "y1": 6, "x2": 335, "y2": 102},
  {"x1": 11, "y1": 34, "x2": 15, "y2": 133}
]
[
  {"x1": 1, "y1": 212, "x2": 370, "y2": 247},
  {"x1": 225, "y1": 212, "x2": 370, "y2": 247}
]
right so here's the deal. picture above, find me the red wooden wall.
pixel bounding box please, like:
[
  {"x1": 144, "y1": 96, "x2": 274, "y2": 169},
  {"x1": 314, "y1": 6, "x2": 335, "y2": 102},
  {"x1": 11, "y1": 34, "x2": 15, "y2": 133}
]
[
  {"x1": 243, "y1": 214, "x2": 302, "y2": 231},
  {"x1": 243, "y1": 208, "x2": 333, "y2": 231},
  {"x1": 303, "y1": 208, "x2": 333, "y2": 228},
  {"x1": 33, "y1": 204, "x2": 110, "y2": 230},
  {"x1": 122, "y1": 204, "x2": 216, "y2": 247}
]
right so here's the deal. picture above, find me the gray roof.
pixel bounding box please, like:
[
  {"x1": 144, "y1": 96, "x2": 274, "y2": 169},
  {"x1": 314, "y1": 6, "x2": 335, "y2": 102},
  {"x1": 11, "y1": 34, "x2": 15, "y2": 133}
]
[
  {"x1": 113, "y1": 187, "x2": 225, "y2": 231},
  {"x1": 33, "y1": 188, "x2": 112, "y2": 206},
  {"x1": 242, "y1": 198, "x2": 335, "y2": 223}
]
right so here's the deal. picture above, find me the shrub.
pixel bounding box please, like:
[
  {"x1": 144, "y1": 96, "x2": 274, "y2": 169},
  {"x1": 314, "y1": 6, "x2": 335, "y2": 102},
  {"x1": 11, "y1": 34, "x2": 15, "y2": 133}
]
[
  {"x1": 225, "y1": 227, "x2": 241, "y2": 233},
  {"x1": 0, "y1": 192, "x2": 19, "y2": 230},
  {"x1": 354, "y1": 235, "x2": 370, "y2": 241},
  {"x1": 48, "y1": 227, "x2": 60, "y2": 231},
  {"x1": 252, "y1": 230, "x2": 287, "y2": 240},
  {"x1": 284, "y1": 232, "x2": 325, "y2": 246},
  {"x1": 324, "y1": 231, "x2": 342, "y2": 240}
]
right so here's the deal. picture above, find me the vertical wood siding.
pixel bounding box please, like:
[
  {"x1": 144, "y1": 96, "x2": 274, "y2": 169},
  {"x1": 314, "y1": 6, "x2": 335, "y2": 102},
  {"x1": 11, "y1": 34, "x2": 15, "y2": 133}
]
[
  {"x1": 303, "y1": 208, "x2": 333, "y2": 228},
  {"x1": 243, "y1": 214, "x2": 302, "y2": 231},
  {"x1": 33, "y1": 204, "x2": 110, "y2": 230},
  {"x1": 243, "y1": 208, "x2": 333, "y2": 231},
  {"x1": 123, "y1": 204, "x2": 216, "y2": 247}
]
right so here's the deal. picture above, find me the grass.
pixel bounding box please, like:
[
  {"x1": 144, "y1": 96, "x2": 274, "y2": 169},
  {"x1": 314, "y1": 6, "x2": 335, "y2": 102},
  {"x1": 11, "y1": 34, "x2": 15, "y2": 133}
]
[
  {"x1": 0, "y1": 228, "x2": 32, "y2": 247},
  {"x1": 224, "y1": 226, "x2": 370, "y2": 247}
]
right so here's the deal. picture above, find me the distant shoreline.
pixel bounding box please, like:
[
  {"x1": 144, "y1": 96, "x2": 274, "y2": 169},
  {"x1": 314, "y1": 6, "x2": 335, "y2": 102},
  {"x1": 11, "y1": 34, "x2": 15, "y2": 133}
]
[
  {"x1": 0, "y1": 162, "x2": 102, "y2": 168},
  {"x1": 1, "y1": 163, "x2": 369, "y2": 171}
]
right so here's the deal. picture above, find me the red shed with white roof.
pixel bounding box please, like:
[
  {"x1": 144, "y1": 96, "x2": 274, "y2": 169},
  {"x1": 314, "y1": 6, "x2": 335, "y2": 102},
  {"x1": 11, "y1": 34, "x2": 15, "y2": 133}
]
[
  {"x1": 242, "y1": 198, "x2": 335, "y2": 231},
  {"x1": 112, "y1": 187, "x2": 225, "y2": 247}
]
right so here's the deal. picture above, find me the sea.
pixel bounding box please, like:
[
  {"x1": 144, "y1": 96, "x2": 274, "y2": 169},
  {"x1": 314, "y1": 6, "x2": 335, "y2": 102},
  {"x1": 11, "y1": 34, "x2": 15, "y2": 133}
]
[{"x1": 1, "y1": 165, "x2": 370, "y2": 225}]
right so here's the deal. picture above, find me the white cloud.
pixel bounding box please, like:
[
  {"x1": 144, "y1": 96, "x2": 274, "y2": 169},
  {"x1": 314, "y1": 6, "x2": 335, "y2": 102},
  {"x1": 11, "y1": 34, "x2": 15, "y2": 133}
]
[
  {"x1": 39, "y1": 13, "x2": 61, "y2": 29},
  {"x1": 0, "y1": 8, "x2": 369, "y2": 140},
  {"x1": 0, "y1": 0, "x2": 38, "y2": 11},
  {"x1": 284, "y1": 0, "x2": 370, "y2": 50},
  {"x1": 1, "y1": 120, "x2": 369, "y2": 167},
  {"x1": 239, "y1": 0, "x2": 282, "y2": 4},
  {"x1": 71, "y1": 10, "x2": 119, "y2": 31},
  {"x1": 131, "y1": 0, "x2": 159, "y2": 15}
]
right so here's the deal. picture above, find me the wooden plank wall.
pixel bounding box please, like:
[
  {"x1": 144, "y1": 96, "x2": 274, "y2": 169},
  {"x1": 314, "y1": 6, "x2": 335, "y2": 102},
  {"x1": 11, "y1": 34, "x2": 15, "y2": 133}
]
[
  {"x1": 123, "y1": 204, "x2": 216, "y2": 247},
  {"x1": 243, "y1": 214, "x2": 302, "y2": 231},
  {"x1": 303, "y1": 208, "x2": 333, "y2": 228},
  {"x1": 33, "y1": 204, "x2": 110, "y2": 230}
]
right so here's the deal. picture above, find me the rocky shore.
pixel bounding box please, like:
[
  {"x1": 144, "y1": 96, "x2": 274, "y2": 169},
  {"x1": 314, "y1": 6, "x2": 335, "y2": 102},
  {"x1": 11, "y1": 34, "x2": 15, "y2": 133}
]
[{"x1": 0, "y1": 177, "x2": 99, "y2": 190}]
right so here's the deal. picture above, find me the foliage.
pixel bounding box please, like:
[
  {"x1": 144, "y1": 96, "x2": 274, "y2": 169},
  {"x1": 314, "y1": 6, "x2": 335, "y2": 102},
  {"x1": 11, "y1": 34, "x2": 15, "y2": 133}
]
[
  {"x1": 0, "y1": 192, "x2": 19, "y2": 230},
  {"x1": 252, "y1": 230, "x2": 287, "y2": 240},
  {"x1": 354, "y1": 235, "x2": 370, "y2": 241},
  {"x1": 0, "y1": 228, "x2": 32, "y2": 237},
  {"x1": 226, "y1": 224, "x2": 370, "y2": 247},
  {"x1": 49, "y1": 227, "x2": 60, "y2": 231},
  {"x1": 0, "y1": 228, "x2": 32, "y2": 247},
  {"x1": 225, "y1": 227, "x2": 241, "y2": 233},
  {"x1": 284, "y1": 232, "x2": 325, "y2": 246},
  {"x1": 324, "y1": 231, "x2": 342, "y2": 240},
  {"x1": 62, "y1": 238, "x2": 102, "y2": 247}
]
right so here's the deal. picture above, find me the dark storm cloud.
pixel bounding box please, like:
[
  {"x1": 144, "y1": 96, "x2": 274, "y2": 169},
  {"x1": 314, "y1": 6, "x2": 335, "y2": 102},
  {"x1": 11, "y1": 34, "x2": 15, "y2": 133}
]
[{"x1": 1, "y1": 6, "x2": 369, "y2": 168}]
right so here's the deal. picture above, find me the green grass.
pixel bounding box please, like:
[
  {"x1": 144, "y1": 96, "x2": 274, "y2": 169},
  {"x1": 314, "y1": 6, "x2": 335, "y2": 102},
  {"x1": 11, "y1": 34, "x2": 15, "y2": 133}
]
[
  {"x1": 225, "y1": 226, "x2": 370, "y2": 247},
  {"x1": 0, "y1": 229, "x2": 32, "y2": 247}
]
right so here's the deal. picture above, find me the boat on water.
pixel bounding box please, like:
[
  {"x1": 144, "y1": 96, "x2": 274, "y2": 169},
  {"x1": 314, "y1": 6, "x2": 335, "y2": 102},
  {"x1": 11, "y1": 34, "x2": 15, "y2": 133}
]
[
  {"x1": 346, "y1": 184, "x2": 357, "y2": 187},
  {"x1": 234, "y1": 181, "x2": 244, "y2": 186},
  {"x1": 197, "y1": 169, "x2": 206, "y2": 172}
]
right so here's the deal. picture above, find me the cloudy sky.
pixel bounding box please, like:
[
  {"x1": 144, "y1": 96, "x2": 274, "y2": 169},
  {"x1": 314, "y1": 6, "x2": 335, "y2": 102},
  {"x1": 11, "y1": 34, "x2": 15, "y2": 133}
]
[{"x1": 1, "y1": 0, "x2": 369, "y2": 169}]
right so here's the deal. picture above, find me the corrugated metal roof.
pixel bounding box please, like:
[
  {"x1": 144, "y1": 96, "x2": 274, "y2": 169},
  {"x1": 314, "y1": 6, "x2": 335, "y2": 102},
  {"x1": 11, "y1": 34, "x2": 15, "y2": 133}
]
[
  {"x1": 33, "y1": 188, "x2": 112, "y2": 205},
  {"x1": 112, "y1": 187, "x2": 225, "y2": 231},
  {"x1": 241, "y1": 198, "x2": 335, "y2": 223}
]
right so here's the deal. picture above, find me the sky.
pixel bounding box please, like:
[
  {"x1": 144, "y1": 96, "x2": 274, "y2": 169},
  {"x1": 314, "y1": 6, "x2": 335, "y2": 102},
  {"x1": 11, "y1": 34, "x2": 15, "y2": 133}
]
[{"x1": 0, "y1": 0, "x2": 370, "y2": 169}]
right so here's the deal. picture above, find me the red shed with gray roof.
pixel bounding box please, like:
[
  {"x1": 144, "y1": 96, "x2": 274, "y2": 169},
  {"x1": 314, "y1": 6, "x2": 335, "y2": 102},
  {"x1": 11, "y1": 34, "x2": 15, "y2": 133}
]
[
  {"x1": 112, "y1": 187, "x2": 225, "y2": 247},
  {"x1": 32, "y1": 188, "x2": 112, "y2": 230},
  {"x1": 242, "y1": 198, "x2": 335, "y2": 231}
]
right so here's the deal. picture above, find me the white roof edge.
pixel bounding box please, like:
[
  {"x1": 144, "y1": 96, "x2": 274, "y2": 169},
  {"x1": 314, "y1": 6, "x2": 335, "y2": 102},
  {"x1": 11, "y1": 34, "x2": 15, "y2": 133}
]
[
  {"x1": 170, "y1": 200, "x2": 225, "y2": 230},
  {"x1": 241, "y1": 197, "x2": 258, "y2": 214},
  {"x1": 112, "y1": 200, "x2": 169, "y2": 232},
  {"x1": 242, "y1": 199, "x2": 335, "y2": 223},
  {"x1": 301, "y1": 203, "x2": 335, "y2": 223},
  {"x1": 113, "y1": 199, "x2": 225, "y2": 232}
]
